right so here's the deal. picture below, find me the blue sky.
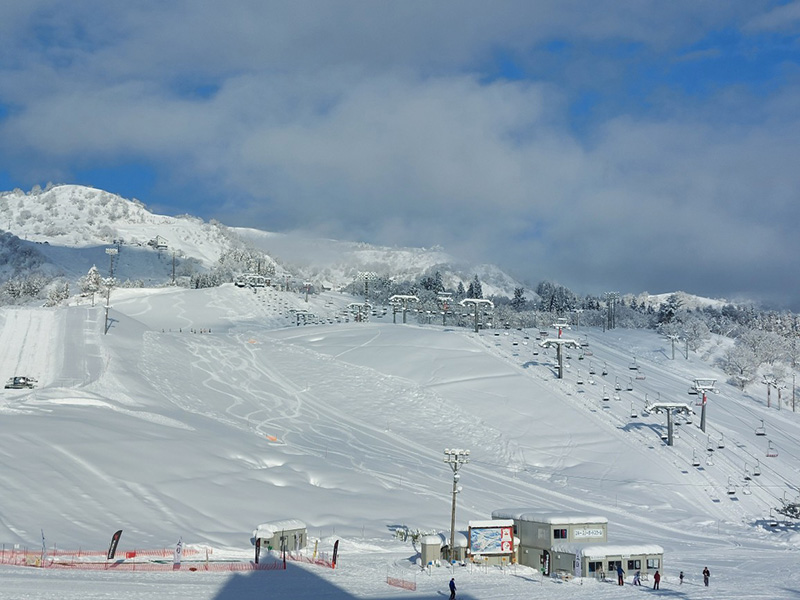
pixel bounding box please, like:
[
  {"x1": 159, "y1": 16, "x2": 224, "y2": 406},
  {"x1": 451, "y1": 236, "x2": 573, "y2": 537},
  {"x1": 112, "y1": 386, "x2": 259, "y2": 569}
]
[{"x1": 1, "y1": 1, "x2": 800, "y2": 307}]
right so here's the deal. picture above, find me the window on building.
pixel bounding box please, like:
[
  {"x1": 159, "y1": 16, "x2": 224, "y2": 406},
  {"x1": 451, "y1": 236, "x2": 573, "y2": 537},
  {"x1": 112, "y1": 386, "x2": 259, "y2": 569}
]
[
  {"x1": 608, "y1": 560, "x2": 622, "y2": 572},
  {"x1": 628, "y1": 559, "x2": 641, "y2": 570},
  {"x1": 553, "y1": 528, "x2": 568, "y2": 539},
  {"x1": 588, "y1": 561, "x2": 603, "y2": 573},
  {"x1": 647, "y1": 558, "x2": 660, "y2": 569}
]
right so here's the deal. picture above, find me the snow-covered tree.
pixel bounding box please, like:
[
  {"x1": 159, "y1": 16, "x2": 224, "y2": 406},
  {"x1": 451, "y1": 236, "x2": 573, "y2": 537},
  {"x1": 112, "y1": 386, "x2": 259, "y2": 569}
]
[
  {"x1": 467, "y1": 275, "x2": 483, "y2": 299},
  {"x1": 718, "y1": 345, "x2": 759, "y2": 390}
]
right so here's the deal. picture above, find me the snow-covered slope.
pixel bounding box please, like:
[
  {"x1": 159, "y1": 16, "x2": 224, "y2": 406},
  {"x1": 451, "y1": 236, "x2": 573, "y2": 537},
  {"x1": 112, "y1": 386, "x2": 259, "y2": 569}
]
[{"x1": 1, "y1": 283, "x2": 799, "y2": 598}]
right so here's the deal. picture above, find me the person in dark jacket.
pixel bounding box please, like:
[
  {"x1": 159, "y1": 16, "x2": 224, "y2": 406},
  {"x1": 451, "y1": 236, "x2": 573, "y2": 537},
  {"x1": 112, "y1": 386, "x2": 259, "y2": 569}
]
[
  {"x1": 616, "y1": 564, "x2": 625, "y2": 585},
  {"x1": 449, "y1": 577, "x2": 457, "y2": 599},
  {"x1": 703, "y1": 566, "x2": 710, "y2": 586},
  {"x1": 653, "y1": 570, "x2": 661, "y2": 590}
]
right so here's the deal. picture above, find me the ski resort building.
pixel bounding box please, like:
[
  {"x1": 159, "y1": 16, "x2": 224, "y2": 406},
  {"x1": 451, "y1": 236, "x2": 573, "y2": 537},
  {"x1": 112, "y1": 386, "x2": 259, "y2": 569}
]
[
  {"x1": 252, "y1": 519, "x2": 307, "y2": 554},
  {"x1": 491, "y1": 509, "x2": 663, "y2": 579}
]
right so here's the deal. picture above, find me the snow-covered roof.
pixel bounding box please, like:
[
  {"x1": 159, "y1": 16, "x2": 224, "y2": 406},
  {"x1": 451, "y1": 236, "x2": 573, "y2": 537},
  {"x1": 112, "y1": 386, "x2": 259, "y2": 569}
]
[
  {"x1": 469, "y1": 519, "x2": 513, "y2": 528},
  {"x1": 438, "y1": 532, "x2": 468, "y2": 548},
  {"x1": 421, "y1": 535, "x2": 442, "y2": 546},
  {"x1": 252, "y1": 519, "x2": 307, "y2": 539},
  {"x1": 551, "y1": 543, "x2": 664, "y2": 558},
  {"x1": 492, "y1": 509, "x2": 608, "y2": 525}
]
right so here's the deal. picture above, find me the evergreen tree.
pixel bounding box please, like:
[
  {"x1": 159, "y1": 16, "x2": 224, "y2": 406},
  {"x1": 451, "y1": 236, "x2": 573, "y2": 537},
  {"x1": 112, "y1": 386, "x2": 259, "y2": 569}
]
[{"x1": 511, "y1": 287, "x2": 526, "y2": 311}]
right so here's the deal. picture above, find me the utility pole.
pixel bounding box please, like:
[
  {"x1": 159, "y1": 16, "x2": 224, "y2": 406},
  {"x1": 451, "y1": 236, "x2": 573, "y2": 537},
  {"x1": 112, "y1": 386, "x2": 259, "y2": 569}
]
[{"x1": 443, "y1": 448, "x2": 469, "y2": 563}]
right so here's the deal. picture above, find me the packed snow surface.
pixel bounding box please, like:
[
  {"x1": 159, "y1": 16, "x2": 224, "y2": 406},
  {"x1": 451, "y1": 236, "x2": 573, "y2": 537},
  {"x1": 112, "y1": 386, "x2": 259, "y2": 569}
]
[{"x1": 1, "y1": 283, "x2": 799, "y2": 598}]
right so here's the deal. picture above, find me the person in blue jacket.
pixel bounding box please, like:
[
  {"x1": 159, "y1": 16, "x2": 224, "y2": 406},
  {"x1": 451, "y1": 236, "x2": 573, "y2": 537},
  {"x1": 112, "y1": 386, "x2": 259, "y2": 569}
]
[
  {"x1": 616, "y1": 563, "x2": 625, "y2": 585},
  {"x1": 449, "y1": 577, "x2": 457, "y2": 599}
]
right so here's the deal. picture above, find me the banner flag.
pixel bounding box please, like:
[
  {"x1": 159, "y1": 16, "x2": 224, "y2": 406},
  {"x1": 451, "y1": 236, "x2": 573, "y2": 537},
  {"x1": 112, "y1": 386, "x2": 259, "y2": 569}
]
[
  {"x1": 173, "y1": 538, "x2": 183, "y2": 570},
  {"x1": 107, "y1": 529, "x2": 123, "y2": 560}
]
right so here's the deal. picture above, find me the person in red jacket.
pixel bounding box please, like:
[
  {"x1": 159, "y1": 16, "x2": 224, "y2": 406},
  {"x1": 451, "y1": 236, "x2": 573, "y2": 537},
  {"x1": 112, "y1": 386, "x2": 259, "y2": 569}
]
[{"x1": 653, "y1": 570, "x2": 661, "y2": 590}]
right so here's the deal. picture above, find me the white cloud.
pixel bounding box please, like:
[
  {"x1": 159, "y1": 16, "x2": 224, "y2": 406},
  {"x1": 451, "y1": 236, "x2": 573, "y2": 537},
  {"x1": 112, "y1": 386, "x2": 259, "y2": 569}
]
[{"x1": 1, "y1": 1, "x2": 798, "y2": 306}]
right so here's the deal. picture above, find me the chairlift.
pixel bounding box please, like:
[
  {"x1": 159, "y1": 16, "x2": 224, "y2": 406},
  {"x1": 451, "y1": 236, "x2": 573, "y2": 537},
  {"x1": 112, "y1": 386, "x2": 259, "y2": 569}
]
[
  {"x1": 743, "y1": 466, "x2": 751, "y2": 481},
  {"x1": 613, "y1": 391, "x2": 621, "y2": 401},
  {"x1": 660, "y1": 432, "x2": 669, "y2": 441},
  {"x1": 753, "y1": 460, "x2": 761, "y2": 476},
  {"x1": 602, "y1": 386, "x2": 610, "y2": 401},
  {"x1": 629, "y1": 357, "x2": 639, "y2": 371},
  {"x1": 576, "y1": 371, "x2": 584, "y2": 385},
  {"x1": 602, "y1": 363, "x2": 608, "y2": 376},
  {"x1": 627, "y1": 378, "x2": 634, "y2": 391},
  {"x1": 635, "y1": 370, "x2": 646, "y2": 381},
  {"x1": 614, "y1": 377, "x2": 622, "y2": 392},
  {"x1": 630, "y1": 402, "x2": 638, "y2": 418},
  {"x1": 705, "y1": 451, "x2": 715, "y2": 466},
  {"x1": 766, "y1": 440, "x2": 778, "y2": 458},
  {"x1": 706, "y1": 436, "x2": 715, "y2": 453},
  {"x1": 727, "y1": 477, "x2": 736, "y2": 495},
  {"x1": 768, "y1": 509, "x2": 779, "y2": 527},
  {"x1": 588, "y1": 363, "x2": 596, "y2": 375},
  {"x1": 684, "y1": 412, "x2": 693, "y2": 425},
  {"x1": 691, "y1": 450, "x2": 700, "y2": 467},
  {"x1": 687, "y1": 386, "x2": 699, "y2": 396},
  {"x1": 718, "y1": 434, "x2": 725, "y2": 449},
  {"x1": 755, "y1": 420, "x2": 766, "y2": 436},
  {"x1": 742, "y1": 482, "x2": 752, "y2": 495}
]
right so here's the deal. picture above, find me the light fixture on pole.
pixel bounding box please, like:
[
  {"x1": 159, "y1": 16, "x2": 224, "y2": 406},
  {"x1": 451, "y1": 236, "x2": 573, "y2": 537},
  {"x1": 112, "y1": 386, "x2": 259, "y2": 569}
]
[{"x1": 443, "y1": 448, "x2": 469, "y2": 563}]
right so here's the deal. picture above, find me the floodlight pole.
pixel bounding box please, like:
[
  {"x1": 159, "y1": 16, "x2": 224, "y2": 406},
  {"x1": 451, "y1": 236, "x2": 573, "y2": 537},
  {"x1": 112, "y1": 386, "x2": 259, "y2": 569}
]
[
  {"x1": 443, "y1": 448, "x2": 469, "y2": 563},
  {"x1": 105, "y1": 247, "x2": 118, "y2": 278}
]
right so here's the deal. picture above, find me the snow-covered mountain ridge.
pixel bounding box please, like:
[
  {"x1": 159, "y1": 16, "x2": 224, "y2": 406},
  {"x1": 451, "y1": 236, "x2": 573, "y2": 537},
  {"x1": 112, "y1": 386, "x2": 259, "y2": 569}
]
[{"x1": 1, "y1": 184, "x2": 524, "y2": 297}]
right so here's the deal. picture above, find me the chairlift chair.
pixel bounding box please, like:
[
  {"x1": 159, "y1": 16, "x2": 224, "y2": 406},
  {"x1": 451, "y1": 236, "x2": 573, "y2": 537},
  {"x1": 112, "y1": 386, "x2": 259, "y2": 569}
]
[
  {"x1": 629, "y1": 357, "x2": 639, "y2": 371},
  {"x1": 627, "y1": 378, "x2": 634, "y2": 391},
  {"x1": 753, "y1": 460, "x2": 761, "y2": 476},
  {"x1": 727, "y1": 477, "x2": 736, "y2": 495},
  {"x1": 576, "y1": 371, "x2": 584, "y2": 385},
  {"x1": 630, "y1": 402, "x2": 638, "y2": 418},
  {"x1": 718, "y1": 434, "x2": 725, "y2": 449},
  {"x1": 688, "y1": 386, "x2": 699, "y2": 395},
  {"x1": 766, "y1": 440, "x2": 778, "y2": 458},
  {"x1": 705, "y1": 451, "x2": 715, "y2": 466},
  {"x1": 691, "y1": 450, "x2": 700, "y2": 467},
  {"x1": 615, "y1": 377, "x2": 622, "y2": 391},
  {"x1": 613, "y1": 391, "x2": 621, "y2": 401},
  {"x1": 755, "y1": 420, "x2": 766, "y2": 436},
  {"x1": 742, "y1": 482, "x2": 752, "y2": 495},
  {"x1": 706, "y1": 436, "x2": 715, "y2": 453},
  {"x1": 744, "y1": 466, "x2": 751, "y2": 481},
  {"x1": 635, "y1": 370, "x2": 646, "y2": 380},
  {"x1": 602, "y1": 386, "x2": 610, "y2": 401},
  {"x1": 588, "y1": 363, "x2": 596, "y2": 375},
  {"x1": 602, "y1": 363, "x2": 608, "y2": 376}
]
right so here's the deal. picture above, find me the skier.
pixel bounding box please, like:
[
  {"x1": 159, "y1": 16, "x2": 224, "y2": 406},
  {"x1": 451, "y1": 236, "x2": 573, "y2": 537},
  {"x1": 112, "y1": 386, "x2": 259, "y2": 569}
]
[
  {"x1": 653, "y1": 570, "x2": 661, "y2": 590},
  {"x1": 633, "y1": 570, "x2": 641, "y2": 585},
  {"x1": 449, "y1": 577, "x2": 457, "y2": 599},
  {"x1": 702, "y1": 566, "x2": 710, "y2": 586},
  {"x1": 616, "y1": 563, "x2": 625, "y2": 585},
  {"x1": 679, "y1": 570, "x2": 684, "y2": 585}
]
